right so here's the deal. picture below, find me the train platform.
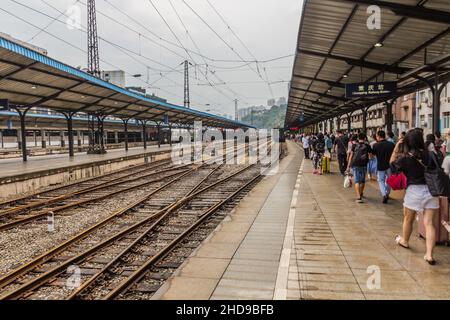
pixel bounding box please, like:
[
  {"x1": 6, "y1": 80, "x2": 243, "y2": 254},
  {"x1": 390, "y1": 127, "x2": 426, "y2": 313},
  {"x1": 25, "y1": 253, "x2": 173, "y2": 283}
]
[
  {"x1": 0, "y1": 145, "x2": 172, "y2": 199},
  {"x1": 154, "y1": 140, "x2": 450, "y2": 300}
]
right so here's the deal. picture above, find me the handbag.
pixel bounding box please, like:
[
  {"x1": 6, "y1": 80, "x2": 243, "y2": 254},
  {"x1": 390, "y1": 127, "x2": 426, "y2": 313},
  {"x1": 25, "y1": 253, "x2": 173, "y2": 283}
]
[
  {"x1": 416, "y1": 152, "x2": 450, "y2": 197},
  {"x1": 386, "y1": 172, "x2": 407, "y2": 190}
]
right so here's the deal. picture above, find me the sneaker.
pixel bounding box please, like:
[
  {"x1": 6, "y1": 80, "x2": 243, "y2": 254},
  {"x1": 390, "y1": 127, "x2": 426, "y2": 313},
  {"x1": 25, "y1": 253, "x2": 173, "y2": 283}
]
[
  {"x1": 382, "y1": 196, "x2": 388, "y2": 204},
  {"x1": 356, "y1": 198, "x2": 364, "y2": 203}
]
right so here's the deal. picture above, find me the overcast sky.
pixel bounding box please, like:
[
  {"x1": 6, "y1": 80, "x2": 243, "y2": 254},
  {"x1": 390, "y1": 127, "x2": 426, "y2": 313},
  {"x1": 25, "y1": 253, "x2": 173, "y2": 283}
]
[{"x1": 0, "y1": 0, "x2": 303, "y2": 117}]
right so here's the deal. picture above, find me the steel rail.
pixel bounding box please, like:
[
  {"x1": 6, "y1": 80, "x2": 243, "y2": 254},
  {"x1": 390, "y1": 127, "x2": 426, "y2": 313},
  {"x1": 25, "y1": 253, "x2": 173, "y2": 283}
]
[
  {"x1": 105, "y1": 171, "x2": 263, "y2": 300},
  {"x1": 0, "y1": 167, "x2": 201, "y2": 292},
  {"x1": 0, "y1": 164, "x2": 254, "y2": 300},
  {"x1": 0, "y1": 160, "x2": 171, "y2": 218},
  {"x1": 0, "y1": 159, "x2": 170, "y2": 208},
  {"x1": 0, "y1": 166, "x2": 191, "y2": 231},
  {"x1": 66, "y1": 164, "x2": 224, "y2": 299}
]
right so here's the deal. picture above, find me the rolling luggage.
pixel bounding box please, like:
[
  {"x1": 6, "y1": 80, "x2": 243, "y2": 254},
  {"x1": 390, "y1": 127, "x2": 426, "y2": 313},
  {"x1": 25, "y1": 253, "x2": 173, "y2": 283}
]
[
  {"x1": 418, "y1": 197, "x2": 449, "y2": 245},
  {"x1": 322, "y1": 156, "x2": 331, "y2": 174}
]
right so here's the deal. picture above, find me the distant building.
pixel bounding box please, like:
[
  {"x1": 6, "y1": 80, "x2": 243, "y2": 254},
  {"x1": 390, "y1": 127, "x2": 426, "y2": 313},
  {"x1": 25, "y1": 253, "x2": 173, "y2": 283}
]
[
  {"x1": 102, "y1": 70, "x2": 126, "y2": 87},
  {"x1": 267, "y1": 99, "x2": 276, "y2": 107},
  {"x1": 125, "y1": 86, "x2": 167, "y2": 103},
  {"x1": 0, "y1": 32, "x2": 48, "y2": 55},
  {"x1": 238, "y1": 106, "x2": 266, "y2": 119},
  {"x1": 126, "y1": 86, "x2": 146, "y2": 95},
  {"x1": 277, "y1": 97, "x2": 287, "y2": 106}
]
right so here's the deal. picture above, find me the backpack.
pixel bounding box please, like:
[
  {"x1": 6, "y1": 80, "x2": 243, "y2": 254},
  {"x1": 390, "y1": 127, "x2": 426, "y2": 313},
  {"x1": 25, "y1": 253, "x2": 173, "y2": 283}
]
[
  {"x1": 352, "y1": 143, "x2": 369, "y2": 166},
  {"x1": 316, "y1": 141, "x2": 325, "y2": 153}
]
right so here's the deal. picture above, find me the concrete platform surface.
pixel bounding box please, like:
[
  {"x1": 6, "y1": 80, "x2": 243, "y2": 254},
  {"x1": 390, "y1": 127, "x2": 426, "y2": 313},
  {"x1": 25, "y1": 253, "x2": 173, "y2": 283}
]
[
  {"x1": 153, "y1": 140, "x2": 450, "y2": 300},
  {"x1": 0, "y1": 145, "x2": 171, "y2": 180}
]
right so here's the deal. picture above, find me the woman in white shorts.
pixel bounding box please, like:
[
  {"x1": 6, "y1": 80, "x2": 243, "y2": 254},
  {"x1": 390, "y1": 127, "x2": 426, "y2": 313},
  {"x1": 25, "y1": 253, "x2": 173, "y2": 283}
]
[{"x1": 392, "y1": 129, "x2": 440, "y2": 265}]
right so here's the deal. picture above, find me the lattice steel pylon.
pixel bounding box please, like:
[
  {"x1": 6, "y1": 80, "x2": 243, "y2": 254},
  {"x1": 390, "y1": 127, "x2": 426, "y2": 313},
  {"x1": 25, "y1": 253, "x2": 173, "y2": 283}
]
[
  {"x1": 87, "y1": 0, "x2": 100, "y2": 78},
  {"x1": 183, "y1": 60, "x2": 192, "y2": 108}
]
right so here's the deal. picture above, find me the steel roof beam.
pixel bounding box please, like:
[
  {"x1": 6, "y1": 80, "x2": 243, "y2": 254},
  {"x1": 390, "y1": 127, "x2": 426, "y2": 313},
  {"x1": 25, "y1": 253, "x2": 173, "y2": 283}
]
[
  {"x1": 0, "y1": 61, "x2": 39, "y2": 82},
  {"x1": 25, "y1": 81, "x2": 87, "y2": 110},
  {"x1": 289, "y1": 86, "x2": 349, "y2": 101},
  {"x1": 292, "y1": 74, "x2": 345, "y2": 88},
  {"x1": 298, "y1": 49, "x2": 408, "y2": 74},
  {"x1": 74, "y1": 92, "x2": 118, "y2": 113},
  {"x1": 341, "y1": 0, "x2": 450, "y2": 25}
]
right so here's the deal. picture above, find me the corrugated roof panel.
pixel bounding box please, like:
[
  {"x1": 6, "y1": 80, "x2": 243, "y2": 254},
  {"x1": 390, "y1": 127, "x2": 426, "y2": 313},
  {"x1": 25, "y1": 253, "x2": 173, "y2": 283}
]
[
  {"x1": 0, "y1": 36, "x2": 253, "y2": 129},
  {"x1": 286, "y1": 0, "x2": 450, "y2": 127}
]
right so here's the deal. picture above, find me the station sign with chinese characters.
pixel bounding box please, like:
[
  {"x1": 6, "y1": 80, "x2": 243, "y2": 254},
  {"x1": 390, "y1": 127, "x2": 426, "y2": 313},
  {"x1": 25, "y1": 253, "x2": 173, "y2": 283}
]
[{"x1": 345, "y1": 81, "x2": 397, "y2": 99}]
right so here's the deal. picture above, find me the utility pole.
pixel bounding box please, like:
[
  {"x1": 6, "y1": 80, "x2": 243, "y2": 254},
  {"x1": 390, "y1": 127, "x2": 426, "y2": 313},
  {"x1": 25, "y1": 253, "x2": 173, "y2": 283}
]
[
  {"x1": 234, "y1": 99, "x2": 238, "y2": 121},
  {"x1": 183, "y1": 60, "x2": 192, "y2": 108},
  {"x1": 87, "y1": 0, "x2": 100, "y2": 78}
]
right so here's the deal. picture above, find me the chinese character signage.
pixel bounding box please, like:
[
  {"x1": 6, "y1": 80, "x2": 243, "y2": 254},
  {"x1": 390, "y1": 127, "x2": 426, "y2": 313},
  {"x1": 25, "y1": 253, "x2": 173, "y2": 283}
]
[{"x1": 345, "y1": 81, "x2": 396, "y2": 98}]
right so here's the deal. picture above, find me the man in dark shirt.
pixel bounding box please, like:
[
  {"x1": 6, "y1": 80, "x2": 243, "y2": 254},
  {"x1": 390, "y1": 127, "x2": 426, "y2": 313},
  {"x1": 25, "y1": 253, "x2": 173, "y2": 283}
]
[
  {"x1": 372, "y1": 130, "x2": 395, "y2": 203},
  {"x1": 333, "y1": 130, "x2": 349, "y2": 176},
  {"x1": 347, "y1": 133, "x2": 373, "y2": 203}
]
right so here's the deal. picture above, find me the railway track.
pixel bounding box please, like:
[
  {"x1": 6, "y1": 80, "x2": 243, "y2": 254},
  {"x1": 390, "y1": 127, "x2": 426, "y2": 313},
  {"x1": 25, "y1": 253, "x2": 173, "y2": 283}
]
[
  {"x1": 0, "y1": 163, "x2": 191, "y2": 231},
  {"x1": 0, "y1": 159, "x2": 170, "y2": 210},
  {"x1": 0, "y1": 139, "x2": 275, "y2": 300},
  {"x1": 0, "y1": 163, "x2": 261, "y2": 299}
]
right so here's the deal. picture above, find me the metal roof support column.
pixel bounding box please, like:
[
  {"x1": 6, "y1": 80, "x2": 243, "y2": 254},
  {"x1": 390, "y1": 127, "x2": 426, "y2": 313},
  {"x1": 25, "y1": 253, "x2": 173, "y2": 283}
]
[
  {"x1": 67, "y1": 115, "x2": 73, "y2": 157},
  {"x1": 63, "y1": 113, "x2": 75, "y2": 157},
  {"x1": 347, "y1": 112, "x2": 353, "y2": 134},
  {"x1": 432, "y1": 70, "x2": 440, "y2": 135},
  {"x1": 168, "y1": 123, "x2": 173, "y2": 147},
  {"x1": 156, "y1": 122, "x2": 161, "y2": 149},
  {"x1": 337, "y1": 117, "x2": 341, "y2": 131},
  {"x1": 413, "y1": 73, "x2": 443, "y2": 135},
  {"x1": 97, "y1": 115, "x2": 107, "y2": 154},
  {"x1": 384, "y1": 100, "x2": 395, "y2": 135},
  {"x1": 140, "y1": 120, "x2": 148, "y2": 150},
  {"x1": 122, "y1": 119, "x2": 129, "y2": 152},
  {"x1": 10, "y1": 106, "x2": 30, "y2": 161},
  {"x1": 362, "y1": 107, "x2": 369, "y2": 134}
]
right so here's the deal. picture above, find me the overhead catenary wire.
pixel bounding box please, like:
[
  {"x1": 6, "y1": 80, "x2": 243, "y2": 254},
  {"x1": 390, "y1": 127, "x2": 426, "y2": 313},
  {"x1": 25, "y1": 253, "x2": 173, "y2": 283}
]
[
  {"x1": 10, "y1": 0, "x2": 219, "y2": 105},
  {"x1": 0, "y1": 5, "x2": 192, "y2": 102},
  {"x1": 165, "y1": 0, "x2": 250, "y2": 105},
  {"x1": 181, "y1": 0, "x2": 275, "y2": 99},
  {"x1": 147, "y1": 0, "x2": 238, "y2": 104}
]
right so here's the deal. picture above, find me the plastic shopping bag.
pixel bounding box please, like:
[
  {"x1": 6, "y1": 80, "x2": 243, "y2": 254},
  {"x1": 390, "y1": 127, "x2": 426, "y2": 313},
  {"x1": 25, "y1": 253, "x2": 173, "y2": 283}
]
[{"x1": 344, "y1": 174, "x2": 353, "y2": 188}]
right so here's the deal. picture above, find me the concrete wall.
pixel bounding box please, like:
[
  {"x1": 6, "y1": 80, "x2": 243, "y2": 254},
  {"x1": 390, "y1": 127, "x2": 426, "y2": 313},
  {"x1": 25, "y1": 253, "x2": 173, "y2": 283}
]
[{"x1": 0, "y1": 150, "x2": 171, "y2": 200}]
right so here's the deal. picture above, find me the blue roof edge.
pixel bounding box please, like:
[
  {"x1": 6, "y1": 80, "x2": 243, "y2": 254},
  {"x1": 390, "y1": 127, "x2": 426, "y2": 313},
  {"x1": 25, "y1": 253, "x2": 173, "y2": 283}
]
[{"x1": 0, "y1": 36, "x2": 255, "y2": 129}]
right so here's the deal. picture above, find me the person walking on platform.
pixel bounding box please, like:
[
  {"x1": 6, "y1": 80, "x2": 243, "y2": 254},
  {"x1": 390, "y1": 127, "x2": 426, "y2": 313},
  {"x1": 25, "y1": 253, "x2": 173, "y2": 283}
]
[
  {"x1": 392, "y1": 129, "x2": 440, "y2": 265},
  {"x1": 367, "y1": 134, "x2": 378, "y2": 181},
  {"x1": 333, "y1": 130, "x2": 348, "y2": 176},
  {"x1": 302, "y1": 134, "x2": 310, "y2": 159},
  {"x1": 325, "y1": 134, "x2": 333, "y2": 160},
  {"x1": 347, "y1": 133, "x2": 372, "y2": 203},
  {"x1": 311, "y1": 133, "x2": 325, "y2": 175},
  {"x1": 445, "y1": 130, "x2": 450, "y2": 156},
  {"x1": 372, "y1": 130, "x2": 395, "y2": 204}
]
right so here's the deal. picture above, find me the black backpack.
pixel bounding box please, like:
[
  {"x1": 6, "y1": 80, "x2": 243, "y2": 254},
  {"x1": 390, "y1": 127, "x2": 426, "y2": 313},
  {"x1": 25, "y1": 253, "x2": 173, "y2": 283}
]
[
  {"x1": 416, "y1": 152, "x2": 450, "y2": 197},
  {"x1": 352, "y1": 143, "x2": 369, "y2": 166}
]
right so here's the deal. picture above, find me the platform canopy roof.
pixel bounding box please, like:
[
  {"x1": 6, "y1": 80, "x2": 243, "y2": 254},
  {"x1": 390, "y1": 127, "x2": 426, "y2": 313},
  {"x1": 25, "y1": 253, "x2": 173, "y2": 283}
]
[
  {"x1": 286, "y1": 0, "x2": 450, "y2": 128},
  {"x1": 0, "y1": 36, "x2": 254, "y2": 129}
]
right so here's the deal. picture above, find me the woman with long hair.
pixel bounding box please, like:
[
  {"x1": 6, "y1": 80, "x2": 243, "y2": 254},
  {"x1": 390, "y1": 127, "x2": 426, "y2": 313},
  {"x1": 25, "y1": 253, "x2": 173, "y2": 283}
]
[{"x1": 393, "y1": 129, "x2": 440, "y2": 265}]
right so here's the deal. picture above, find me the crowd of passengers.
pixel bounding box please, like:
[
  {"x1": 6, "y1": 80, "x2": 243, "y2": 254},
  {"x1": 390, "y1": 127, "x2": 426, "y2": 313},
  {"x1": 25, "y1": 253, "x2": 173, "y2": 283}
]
[{"x1": 291, "y1": 128, "x2": 450, "y2": 266}]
